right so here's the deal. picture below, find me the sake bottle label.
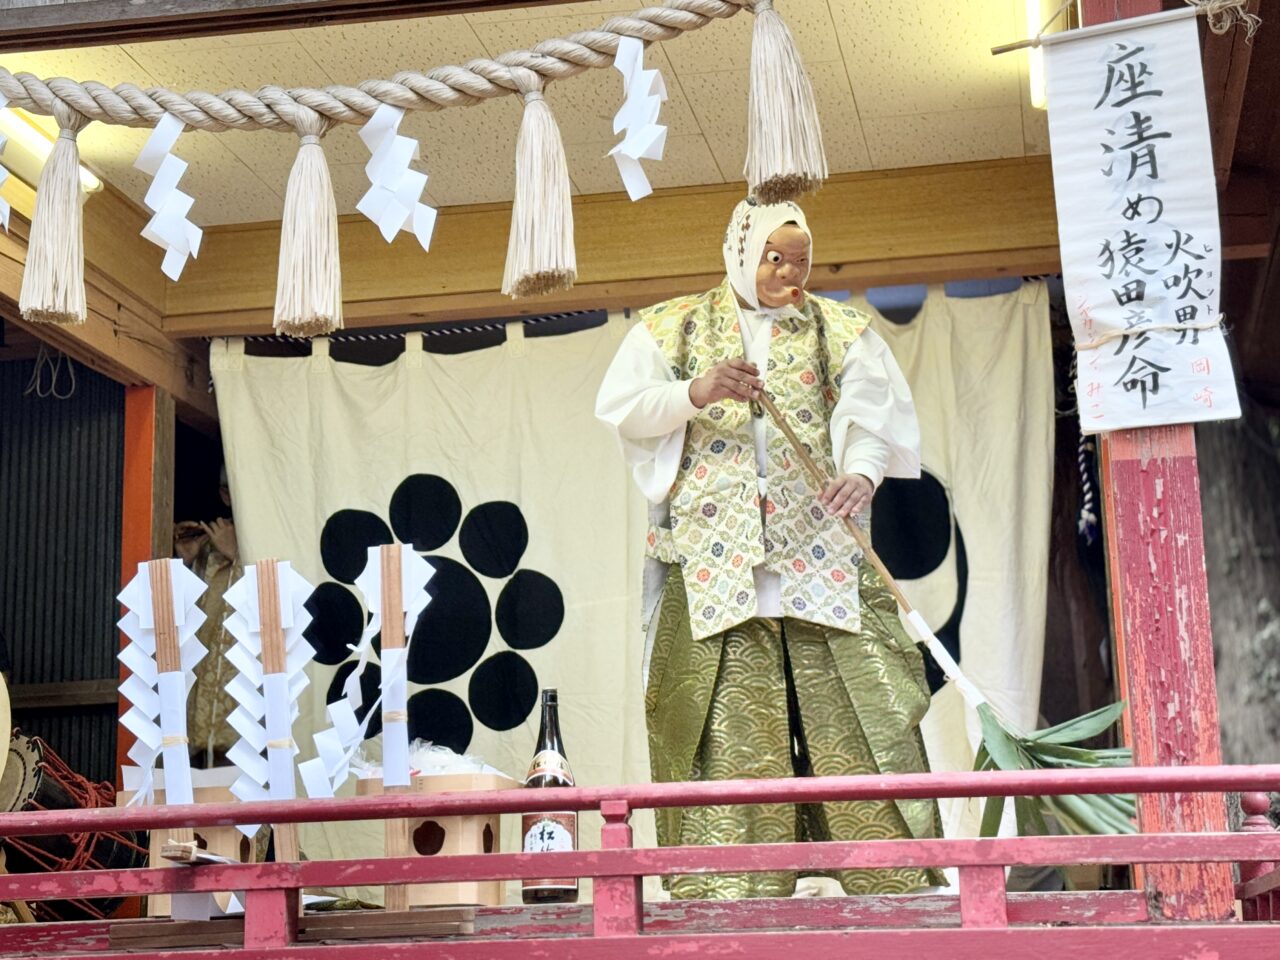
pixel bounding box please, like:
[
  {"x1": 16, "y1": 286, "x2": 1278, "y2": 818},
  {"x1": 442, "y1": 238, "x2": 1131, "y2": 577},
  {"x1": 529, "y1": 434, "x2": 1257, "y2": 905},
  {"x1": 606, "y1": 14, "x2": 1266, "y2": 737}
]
[
  {"x1": 525, "y1": 750, "x2": 572, "y2": 784},
  {"x1": 521, "y1": 811, "x2": 579, "y2": 892}
]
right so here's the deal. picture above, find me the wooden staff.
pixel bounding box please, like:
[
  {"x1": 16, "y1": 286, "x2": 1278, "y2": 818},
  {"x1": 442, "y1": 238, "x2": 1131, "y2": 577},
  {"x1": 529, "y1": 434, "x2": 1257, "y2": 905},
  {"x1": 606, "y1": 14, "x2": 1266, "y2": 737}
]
[
  {"x1": 757, "y1": 390, "x2": 991, "y2": 716},
  {"x1": 756, "y1": 392, "x2": 915, "y2": 613},
  {"x1": 256, "y1": 560, "x2": 300, "y2": 868},
  {"x1": 145, "y1": 560, "x2": 196, "y2": 862},
  {"x1": 379, "y1": 545, "x2": 412, "y2": 914},
  {"x1": 147, "y1": 560, "x2": 181, "y2": 674}
]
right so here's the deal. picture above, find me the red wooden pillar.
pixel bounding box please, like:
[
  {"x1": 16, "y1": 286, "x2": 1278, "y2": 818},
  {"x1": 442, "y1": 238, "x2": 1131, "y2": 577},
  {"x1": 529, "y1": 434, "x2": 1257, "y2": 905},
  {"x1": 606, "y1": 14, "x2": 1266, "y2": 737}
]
[
  {"x1": 1081, "y1": 0, "x2": 1234, "y2": 922},
  {"x1": 117, "y1": 385, "x2": 175, "y2": 782}
]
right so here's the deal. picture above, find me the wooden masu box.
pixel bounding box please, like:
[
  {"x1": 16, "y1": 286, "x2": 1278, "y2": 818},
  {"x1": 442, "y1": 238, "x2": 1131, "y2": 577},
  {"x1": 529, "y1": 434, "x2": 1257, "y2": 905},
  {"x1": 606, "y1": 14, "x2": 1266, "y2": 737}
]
[
  {"x1": 116, "y1": 767, "x2": 256, "y2": 917},
  {"x1": 356, "y1": 772, "x2": 520, "y2": 907}
]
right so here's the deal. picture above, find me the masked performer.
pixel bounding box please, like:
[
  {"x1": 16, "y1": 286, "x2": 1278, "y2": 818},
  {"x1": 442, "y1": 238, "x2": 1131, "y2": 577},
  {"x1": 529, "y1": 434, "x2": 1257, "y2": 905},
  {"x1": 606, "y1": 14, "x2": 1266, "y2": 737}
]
[{"x1": 596, "y1": 198, "x2": 943, "y2": 899}]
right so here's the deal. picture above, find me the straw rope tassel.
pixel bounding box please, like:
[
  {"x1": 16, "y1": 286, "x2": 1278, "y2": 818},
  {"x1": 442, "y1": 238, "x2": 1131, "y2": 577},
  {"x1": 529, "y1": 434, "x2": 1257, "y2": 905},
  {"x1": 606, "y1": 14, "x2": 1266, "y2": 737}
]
[
  {"x1": 274, "y1": 103, "x2": 342, "y2": 337},
  {"x1": 19, "y1": 102, "x2": 91, "y2": 325},
  {"x1": 745, "y1": 0, "x2": 827, "y2": 204},
  {"x1": 503, "y1": 69, "x2": 576, "y2": 298}
]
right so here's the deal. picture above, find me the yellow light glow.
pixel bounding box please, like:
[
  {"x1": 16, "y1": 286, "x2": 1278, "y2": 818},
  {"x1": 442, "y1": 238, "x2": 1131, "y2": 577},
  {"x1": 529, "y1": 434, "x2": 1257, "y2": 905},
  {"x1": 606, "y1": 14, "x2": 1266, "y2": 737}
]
[
  {"x1": 0, "y1": 108, "x2": 103, "y2": 193},
  {"x1": 1027, "y1": 0, "x2": 1047, "y2": 110}
]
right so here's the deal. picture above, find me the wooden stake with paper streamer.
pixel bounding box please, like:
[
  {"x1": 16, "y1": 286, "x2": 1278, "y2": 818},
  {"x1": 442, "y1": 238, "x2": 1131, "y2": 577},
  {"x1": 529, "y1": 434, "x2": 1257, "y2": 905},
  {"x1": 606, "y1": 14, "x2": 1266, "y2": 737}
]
[
  {"x1": 117, "y1": 558, "x2": 217, "y2": 919},
  {"x1": 756, "y1": 390, "x2": 1136, "y2": 837},
  {"x1": 380, "y1": 545, "x2": 411, "y2": 913},
  {"x1": 344, "y1": 543, "x2": 434, "y2": 911}
]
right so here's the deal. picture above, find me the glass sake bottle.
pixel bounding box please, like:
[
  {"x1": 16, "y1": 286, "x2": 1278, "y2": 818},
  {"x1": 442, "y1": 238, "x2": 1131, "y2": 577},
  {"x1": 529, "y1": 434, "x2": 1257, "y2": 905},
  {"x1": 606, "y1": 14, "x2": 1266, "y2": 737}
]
[{"x1": 520, "y1": 688, "x2": 579, "y2": 904}]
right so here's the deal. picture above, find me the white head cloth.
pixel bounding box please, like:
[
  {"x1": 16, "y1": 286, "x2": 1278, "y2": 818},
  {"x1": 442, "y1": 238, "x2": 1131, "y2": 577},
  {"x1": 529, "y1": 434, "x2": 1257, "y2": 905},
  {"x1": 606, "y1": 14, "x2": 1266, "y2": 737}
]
[{"x1": 721, "y1": 197, "x2": 811, "y2": 310}]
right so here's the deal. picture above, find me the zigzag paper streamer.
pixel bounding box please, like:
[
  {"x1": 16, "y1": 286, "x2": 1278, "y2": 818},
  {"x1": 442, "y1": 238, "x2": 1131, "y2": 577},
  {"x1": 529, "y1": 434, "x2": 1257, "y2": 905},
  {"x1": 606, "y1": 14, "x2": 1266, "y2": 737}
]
[
  {"x1": 118, "y1": 558, "x2": 220, "y2": 920},
  {"x1": 609, "y1": 36, "x2": 667, "y2": 202},
  {"x1": 222, "y1": 560, "x2": 315, "y2": 837},
  {"x1": 356, "y1": 103, "x2": 437, "y2": 250},
  {"x1": 354, "y1": 545, "x2": 433, "y2": 787},
  {"x1": 117, "y1": 559, "x2": 208, "y2": 808},
  {"x1": 298, "y1": 545, "x2": 433, "y2": 797},
  {"x1": 133, "y1": 112, "x2": 203, "y2": 280},
  {"x1": 0, "y1": 91, "x2": 11, "y2": 232}
]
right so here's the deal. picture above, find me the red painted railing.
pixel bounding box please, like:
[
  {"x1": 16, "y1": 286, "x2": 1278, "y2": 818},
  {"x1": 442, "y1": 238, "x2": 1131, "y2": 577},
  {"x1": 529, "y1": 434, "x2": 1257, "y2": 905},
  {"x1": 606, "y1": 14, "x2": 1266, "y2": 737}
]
[{"x1": 0, "y1": 765, "x2": 1275, "y2": 958}]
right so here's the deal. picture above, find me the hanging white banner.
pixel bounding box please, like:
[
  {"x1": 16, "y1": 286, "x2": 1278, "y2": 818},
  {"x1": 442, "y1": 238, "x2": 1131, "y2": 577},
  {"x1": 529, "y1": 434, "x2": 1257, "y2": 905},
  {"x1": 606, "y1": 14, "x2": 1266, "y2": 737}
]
[{"x1": 1045, "y1": 7, "x2": 1240, "y2": 435}]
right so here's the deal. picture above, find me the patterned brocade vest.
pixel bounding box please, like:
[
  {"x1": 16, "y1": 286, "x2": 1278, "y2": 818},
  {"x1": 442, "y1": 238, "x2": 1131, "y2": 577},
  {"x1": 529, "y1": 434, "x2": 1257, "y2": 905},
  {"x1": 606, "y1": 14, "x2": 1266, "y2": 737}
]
[{"x1": 641, "y1": 280, "x2": 872, "y2": 641}]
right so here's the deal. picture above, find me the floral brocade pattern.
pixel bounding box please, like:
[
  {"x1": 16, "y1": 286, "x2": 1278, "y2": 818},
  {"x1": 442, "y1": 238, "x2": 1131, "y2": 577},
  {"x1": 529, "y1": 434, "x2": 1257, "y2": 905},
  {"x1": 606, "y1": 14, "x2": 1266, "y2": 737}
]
[{"x1": 640, "y1": 281, "x2": 871, "y2": 639}]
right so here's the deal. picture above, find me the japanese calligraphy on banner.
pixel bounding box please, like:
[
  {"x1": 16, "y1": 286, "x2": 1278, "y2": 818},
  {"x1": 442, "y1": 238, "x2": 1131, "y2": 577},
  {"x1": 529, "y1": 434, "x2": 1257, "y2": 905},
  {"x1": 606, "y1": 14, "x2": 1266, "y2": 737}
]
[{"x1": 1045, "y1": 7, "x2": 1240, "y2": 434}]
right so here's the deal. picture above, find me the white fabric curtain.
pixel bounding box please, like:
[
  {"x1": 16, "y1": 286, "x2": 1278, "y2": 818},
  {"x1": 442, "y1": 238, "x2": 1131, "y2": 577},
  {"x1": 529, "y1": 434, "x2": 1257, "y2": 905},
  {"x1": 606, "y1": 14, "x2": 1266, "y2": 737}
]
[
  {"x1": 855, "y1": 281, "x2": 1055, "y2": 840},
  {"x1": 210, "y1": 317, "x2": 651, "y2": 902},
  {"x1": 209, "y1": 284, "x2": 1053, "y2": 899}
]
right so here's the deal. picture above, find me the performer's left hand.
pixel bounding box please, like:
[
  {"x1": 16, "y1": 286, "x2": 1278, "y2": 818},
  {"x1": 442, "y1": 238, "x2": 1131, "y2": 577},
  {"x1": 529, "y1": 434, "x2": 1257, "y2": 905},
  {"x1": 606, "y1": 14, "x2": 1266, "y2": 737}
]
[{"x1": 819, "y1": 474, "x2": 873, "y2": 519}]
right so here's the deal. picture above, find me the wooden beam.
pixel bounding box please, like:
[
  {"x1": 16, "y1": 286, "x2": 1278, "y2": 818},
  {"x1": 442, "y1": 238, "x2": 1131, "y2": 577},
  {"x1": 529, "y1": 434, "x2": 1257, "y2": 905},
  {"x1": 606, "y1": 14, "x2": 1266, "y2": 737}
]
[
  {"x1": 0, "y1": 179, "x2": 215, "y2": 430},
  {"x1": 163, "y1": 155, "x2": 1270, "y2": 338},
  {"x1": 165, "y1": 158, "x2": 1063, "y2": 336},
  {"x1": 9, "y1": 679, "x2": 119, "y2": 711},
  {"x1": 0, "y1": 0, "x2": 576, "y2": 53},
  {"x1": 1082, "y1": 0, "x2": 1233, "y2": 924},
  {"x1": 1236, "y1": 208, "x2": 1280, "y2": 406},
  {"x1": 1199, "y1": 0, "x2": 1259, "y2": 188}
]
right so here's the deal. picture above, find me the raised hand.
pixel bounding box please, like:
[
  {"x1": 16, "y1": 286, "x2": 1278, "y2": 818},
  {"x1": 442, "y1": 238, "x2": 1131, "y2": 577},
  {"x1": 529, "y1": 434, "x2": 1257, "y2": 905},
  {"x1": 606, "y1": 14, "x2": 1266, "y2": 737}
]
[
  {"x1": 201, "y1": 517, "x2": 238, "y2": 561},
  {"x1": 689, "y1": 357, "x2": 763, "y2": 408}
]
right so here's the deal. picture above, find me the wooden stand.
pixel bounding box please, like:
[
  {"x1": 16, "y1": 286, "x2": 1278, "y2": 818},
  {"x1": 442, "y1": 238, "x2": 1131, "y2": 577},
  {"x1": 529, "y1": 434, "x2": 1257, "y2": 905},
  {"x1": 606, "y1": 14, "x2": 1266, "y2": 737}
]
[
  {"x1": 357, "y1": 772, "x2": 520, "y2": 907},
  {"x1": 117, "y1": 768, "x2": 254, "y2": 917}
]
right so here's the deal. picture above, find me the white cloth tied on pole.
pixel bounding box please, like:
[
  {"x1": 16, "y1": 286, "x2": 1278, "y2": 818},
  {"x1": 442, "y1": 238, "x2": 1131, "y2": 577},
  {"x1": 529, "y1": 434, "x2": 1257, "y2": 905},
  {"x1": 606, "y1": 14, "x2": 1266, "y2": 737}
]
[
  {"x1": 133, "y1": 112, "x2": 203, "y2": 280},
  {"x1": 356, "y1": 103, "x2": 437, "y2": 250},
  {"x1": 608, "y1": 36, "x2": 668, "y2": 202},
  {"x1": 223, "y1": 561, "x2": 315, "y2": 837}
]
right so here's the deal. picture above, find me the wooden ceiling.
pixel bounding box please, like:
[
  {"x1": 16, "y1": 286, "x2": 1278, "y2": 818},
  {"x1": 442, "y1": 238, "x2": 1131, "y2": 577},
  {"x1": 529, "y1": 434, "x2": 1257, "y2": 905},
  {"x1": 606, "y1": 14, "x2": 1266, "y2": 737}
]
[
  {"x1": 1, "y1": 0, "x2": 1048, "y2": 221},
  {"x1": 2, "y1": 0, "x2": 1278, "y2": 414}
]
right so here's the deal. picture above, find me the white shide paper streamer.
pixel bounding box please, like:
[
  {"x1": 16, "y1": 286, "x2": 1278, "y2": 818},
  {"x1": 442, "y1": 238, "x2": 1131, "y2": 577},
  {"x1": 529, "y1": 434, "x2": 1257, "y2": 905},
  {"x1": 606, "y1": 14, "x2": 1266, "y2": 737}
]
[
  {"x1": 299, "y1": 545, "x2": 434, "y2": 796},
  {"x1": 609, "y1": 36, "x2": 668, "y2": 202},
  {"x1": 353, "y1": 545, "x2": 433, "y2": 788},
  {"x1": 223, "y1": 561, "x2": 315, "y2": 837},
  {"x1": 117, "y1": 559, "x2": 208, "y2": 806},
  {"x1": 357, "y1": 103, "x2": 437, "y2": 250},
  {"x1": 133, "y1": 113, "x2": 203, "y2": 280},
  {"x1": 117, "y1": 558, "x2": 212, "y2": 921}
]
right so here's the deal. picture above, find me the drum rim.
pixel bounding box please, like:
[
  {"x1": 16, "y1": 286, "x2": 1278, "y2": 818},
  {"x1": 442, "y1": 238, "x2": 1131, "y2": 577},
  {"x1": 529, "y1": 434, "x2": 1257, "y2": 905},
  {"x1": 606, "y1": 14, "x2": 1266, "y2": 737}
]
[
  {"x1": 0, "y1": 734, "x2": 40, "y2": 813},
  {"x1": 0, "y1": 675, "x2": 9, "y2": 789}
]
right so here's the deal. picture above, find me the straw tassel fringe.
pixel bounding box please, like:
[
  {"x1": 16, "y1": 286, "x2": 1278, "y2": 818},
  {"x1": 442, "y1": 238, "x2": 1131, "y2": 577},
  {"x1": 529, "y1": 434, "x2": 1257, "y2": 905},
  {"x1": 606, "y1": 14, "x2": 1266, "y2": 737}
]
[
  {"x1": 20, "y1": 103, "x2": 92, "y2": 325},
  {"x1": 274, "y1": 105, "x2": 342, "y2": 338},
  {"x1": 745, "y1": 0, "x2": 828, "y2": 204},
  {"x1": 502, "y1": 71, "x2": 576, "y2": 298}
]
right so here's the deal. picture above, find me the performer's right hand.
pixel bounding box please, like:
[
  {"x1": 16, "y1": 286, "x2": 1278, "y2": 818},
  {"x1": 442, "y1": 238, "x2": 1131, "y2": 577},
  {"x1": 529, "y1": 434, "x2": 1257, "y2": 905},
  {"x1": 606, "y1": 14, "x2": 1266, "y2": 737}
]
[{"x1": 689, "y1": 358, "x2": 763, "y2": 408}]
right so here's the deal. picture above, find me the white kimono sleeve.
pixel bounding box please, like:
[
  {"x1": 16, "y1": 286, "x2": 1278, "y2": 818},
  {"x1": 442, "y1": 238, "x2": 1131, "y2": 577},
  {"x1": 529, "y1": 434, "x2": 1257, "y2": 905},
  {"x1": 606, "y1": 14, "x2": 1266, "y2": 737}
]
[
  {"x1": 830, "y1": 327, "x2": 921, "y2": 486},
  {"x1": 595, "y1": 322, "x2": 699, "y2": 504}
]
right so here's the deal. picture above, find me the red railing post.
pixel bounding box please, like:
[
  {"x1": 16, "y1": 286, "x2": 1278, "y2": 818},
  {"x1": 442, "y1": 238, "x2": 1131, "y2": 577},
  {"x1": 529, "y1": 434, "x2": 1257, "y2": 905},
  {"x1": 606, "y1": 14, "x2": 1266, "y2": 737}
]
[
  {"x1": 593, "y1": 799, "x2": 642, "y2": 937},
  {"x1": 958, "y1": 865, "x2": 1008, "y2": 928},
  {"x1": 1238, "y1": 792, "x2": 1277, "y2": 921},
  {"x1": 243, "y1": 886, "x2": 299, "y2": 948}
]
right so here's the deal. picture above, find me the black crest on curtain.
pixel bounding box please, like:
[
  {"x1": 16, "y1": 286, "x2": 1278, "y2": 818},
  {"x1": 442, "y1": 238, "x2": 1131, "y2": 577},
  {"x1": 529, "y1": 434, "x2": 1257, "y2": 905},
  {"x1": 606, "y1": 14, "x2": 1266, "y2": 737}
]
[
  {"x1": 870, "y1": 470, "x2": 969, "y2": 694},
  {"x1": 304, "y1": 473, "x2": 565, "y2": 752}
]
